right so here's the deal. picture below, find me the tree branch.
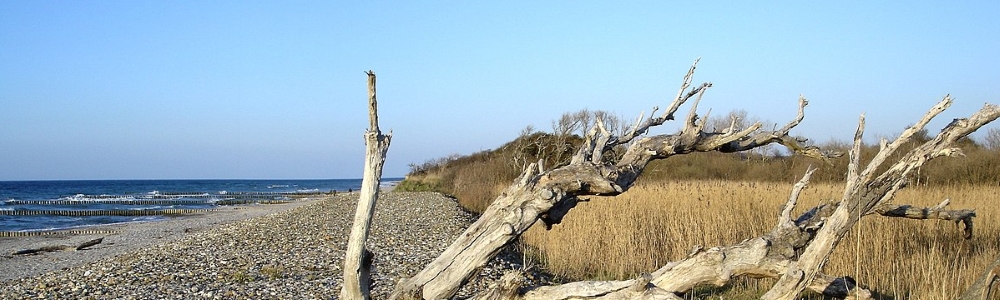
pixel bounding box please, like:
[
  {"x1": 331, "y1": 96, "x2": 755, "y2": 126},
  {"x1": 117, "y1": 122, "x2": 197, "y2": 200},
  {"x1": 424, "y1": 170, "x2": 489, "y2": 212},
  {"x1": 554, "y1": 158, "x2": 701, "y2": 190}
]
[
  {"x1": 762, "y1": 99, "x2": 999, "y2": 299},
  {"x1": 12, "y1": 238, "x2": 104, "y2": 255},
  {"x1": 873, "y1": 199, "x2": 976, "y2": 239},
  {"x1": 473, "y1": 188, "x2": 980, "y2": 300},
  {"x1": 389, "y1": 61, "x2": 996, "y2": 299},
  {"x1": 391, "y1": 61, "x2": 839, "y2": 300}
]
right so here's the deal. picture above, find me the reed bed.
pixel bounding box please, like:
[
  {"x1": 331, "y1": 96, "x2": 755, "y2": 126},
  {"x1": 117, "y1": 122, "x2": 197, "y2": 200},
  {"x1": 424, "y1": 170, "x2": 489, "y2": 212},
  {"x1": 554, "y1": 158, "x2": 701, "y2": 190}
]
[{"x1": 520, "y1": 179, "x2": 1000, "y2": 299}]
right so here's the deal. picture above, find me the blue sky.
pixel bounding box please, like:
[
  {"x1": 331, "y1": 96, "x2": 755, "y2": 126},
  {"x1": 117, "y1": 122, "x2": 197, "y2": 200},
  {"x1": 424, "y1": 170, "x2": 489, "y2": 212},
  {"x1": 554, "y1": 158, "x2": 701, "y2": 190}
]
[{"x1": 2, "y1": 1, "x2": 998, "y2": 180}]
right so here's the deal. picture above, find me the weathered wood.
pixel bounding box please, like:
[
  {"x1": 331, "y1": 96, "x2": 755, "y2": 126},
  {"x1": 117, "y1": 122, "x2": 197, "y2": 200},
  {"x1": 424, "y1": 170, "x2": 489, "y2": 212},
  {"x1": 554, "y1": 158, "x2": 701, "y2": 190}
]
[
  {"x1": 471, "y1": 169, "x2": 980, "y2": 299},
  {"x1": 12, "y1": 237, "x2": 104, "y2": 255},
  {"x1": 75, "y1": 237, "x2": 103, "y2": 251},
  {"x1": 959, "y1": 255, "x2": 1000, "y2": 300},
  {"x1": 474, "y1": 271, "x2": 682, "y2": 300},
  {"x1": 873, "y1": 199, "x2": 976, "y2": 239},
  {"x1": 762, "y1": 99, "x2": 1000, "y2": 299},
  {"x1": 471, "y1": 170, "x2": 870, "y2": 299},
  {"x1": 390, "y1": 61, "x2": 838, "y2": 300},
  {"x1": 386, "y1": 62, "x2": 996, "y2": 299},
  {"x1": 341, "y1": 70, "x2": 392, "y2": 300}
]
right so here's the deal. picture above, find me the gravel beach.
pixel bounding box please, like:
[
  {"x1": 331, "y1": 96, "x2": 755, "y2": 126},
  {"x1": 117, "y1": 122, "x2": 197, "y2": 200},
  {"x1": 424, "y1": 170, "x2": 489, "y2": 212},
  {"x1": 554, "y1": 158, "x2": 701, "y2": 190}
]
[{"x1": 0, "y1": 191, "x2": 546, "y2": 299}]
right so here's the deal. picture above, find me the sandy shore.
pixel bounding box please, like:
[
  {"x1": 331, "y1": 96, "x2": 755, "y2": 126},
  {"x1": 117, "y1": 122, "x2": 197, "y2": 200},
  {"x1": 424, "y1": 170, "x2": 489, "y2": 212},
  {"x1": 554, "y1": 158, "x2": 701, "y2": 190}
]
[{"x1": 0, "y1": 198, "x2": 320, "y2": 282}]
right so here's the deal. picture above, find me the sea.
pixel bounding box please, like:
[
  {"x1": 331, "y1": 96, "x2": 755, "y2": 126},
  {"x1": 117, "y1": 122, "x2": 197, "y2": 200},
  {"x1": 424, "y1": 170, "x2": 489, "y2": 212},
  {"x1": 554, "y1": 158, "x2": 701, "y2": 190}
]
[{"x1": 0, "y1": 179, "x2": 401, "y2": 232}]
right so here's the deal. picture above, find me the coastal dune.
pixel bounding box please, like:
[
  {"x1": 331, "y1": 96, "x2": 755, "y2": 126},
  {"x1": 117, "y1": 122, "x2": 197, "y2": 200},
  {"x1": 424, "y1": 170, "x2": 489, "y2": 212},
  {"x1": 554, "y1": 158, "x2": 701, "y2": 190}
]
[{"x1": 0, "y1": 191, "x2": 532, "y2": 299}]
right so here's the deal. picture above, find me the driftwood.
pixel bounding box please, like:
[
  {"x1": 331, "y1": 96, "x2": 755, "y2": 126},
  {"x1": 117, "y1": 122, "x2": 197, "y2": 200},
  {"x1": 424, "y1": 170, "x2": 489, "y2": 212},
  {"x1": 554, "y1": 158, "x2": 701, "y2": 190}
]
[
  {"x1": 378, "y1": 61, "x2": 998, "y2": 299},
  {"x1": 470, "y1": 168, "x2": 981, "y2": 300},
  {"x1": 341, "y1": 71, "x2": 392, "y2": 300},
  {"x1": 390, "y1": 60, "x2": 837, "y2": 299},
  {"x1": 12, "y1": 237, "x2": 104, "y2": 255},
  {"x1": 873, "y1": 199, "x2": 976, "y2": 239},
  {"x1": 960, "y1": 255, "x2": 1000, "y2": 300},
  {"x1": 762, "y1": 98, "x2": 999, "y2": 299}
]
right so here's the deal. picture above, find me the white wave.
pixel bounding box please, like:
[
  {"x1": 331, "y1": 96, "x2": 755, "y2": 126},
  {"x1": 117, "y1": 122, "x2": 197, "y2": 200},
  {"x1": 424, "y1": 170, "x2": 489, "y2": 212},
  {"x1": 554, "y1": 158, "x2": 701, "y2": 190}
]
[
  {"x1": 127, "y1": 206, "x2": 162, "y2": 210},
  {"x1": 57, "y1": 194, "x2": 140, "y2": 202}
]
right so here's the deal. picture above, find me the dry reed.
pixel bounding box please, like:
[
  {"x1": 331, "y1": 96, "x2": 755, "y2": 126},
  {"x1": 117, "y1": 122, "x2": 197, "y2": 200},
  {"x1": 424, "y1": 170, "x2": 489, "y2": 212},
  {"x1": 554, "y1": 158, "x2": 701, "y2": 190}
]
[{"x1": 520, "y1": 179, "x2": 1000, "y2": 299}]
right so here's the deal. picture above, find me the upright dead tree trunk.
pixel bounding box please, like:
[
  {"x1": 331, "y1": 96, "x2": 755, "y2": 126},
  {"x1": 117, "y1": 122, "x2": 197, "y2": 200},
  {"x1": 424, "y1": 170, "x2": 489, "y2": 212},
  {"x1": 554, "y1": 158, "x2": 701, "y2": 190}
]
[{"x1": 341, "y1": 70, "x2": 392, "y2": 300}]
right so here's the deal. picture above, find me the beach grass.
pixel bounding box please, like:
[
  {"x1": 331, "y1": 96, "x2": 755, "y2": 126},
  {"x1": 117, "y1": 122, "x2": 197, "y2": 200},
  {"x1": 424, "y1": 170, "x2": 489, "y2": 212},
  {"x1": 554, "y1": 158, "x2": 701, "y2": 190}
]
[{"x1": 518, "y1": 180, "x2": 1000, "y2": 299}]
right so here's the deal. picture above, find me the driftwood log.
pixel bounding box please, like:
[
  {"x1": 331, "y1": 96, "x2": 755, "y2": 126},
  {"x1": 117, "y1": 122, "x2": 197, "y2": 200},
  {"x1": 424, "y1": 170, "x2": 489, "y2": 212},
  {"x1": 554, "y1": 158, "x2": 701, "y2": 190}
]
[
  {"x1": 762, "y1": 98, "x2": 999, "y2": 299},
  {"x1": 390, "y1": 60, "x2": 836, "y2": 300},
  {"x1": 341, "y1": 71, "x2": 392, "y2": 300},
  {"x1": 470, "y1": 171, "x2": 981, "y2": 300},
  {"x1": 370, "y1": 61, "x2": 999, "y2": 299},
  {"x1": 12, "y1": 237, "x2": 104, "y2": 255},
  {"x1": 960, "y1": 255, "x2": 1000, "y2": 300}
]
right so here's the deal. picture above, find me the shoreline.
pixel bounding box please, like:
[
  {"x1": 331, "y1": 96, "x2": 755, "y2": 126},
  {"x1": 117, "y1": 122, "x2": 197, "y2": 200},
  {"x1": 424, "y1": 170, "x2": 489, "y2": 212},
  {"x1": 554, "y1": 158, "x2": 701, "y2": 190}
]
[
  {"x1": 0, "y1": 197, "x2": 322, "y2": 282},
  {"x1": 0, "y1": 187, "x2": 549, "y2": 299}
]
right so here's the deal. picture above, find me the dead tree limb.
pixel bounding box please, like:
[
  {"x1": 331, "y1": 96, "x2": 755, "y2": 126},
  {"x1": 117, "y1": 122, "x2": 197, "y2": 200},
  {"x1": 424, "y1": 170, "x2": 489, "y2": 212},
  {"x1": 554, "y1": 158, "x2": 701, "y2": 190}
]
[
  {"x1": 473, "y1": 271, "x2": 682, "y2": 300},
  {"x1": 390, "y1": 60, "x2": 996, "y2": 299},
  {"x1": 470, "y1": 170, "x2": 979, "y2": 300},
  {"x1": 873, "y1": 199, "x2": 976, "y2": 239},
  {"x1": 12, "y1": 237, "x2": 104, "y2": 255},
  {"x1": 762, "y1": 99, "x2": 1000, "y2": 299},
  {"x1": 472, "y1": 170, "x2": 871, "y2": 300},
  {"x1": 390, "y1": 60, "x2": 838, "y2": 300},
  {"x1": 341, "y1": 70, "x2": 392, "y2": 300},
  {"x1": 959, "y1": 255, "x2": 1000, "y2": 300}
]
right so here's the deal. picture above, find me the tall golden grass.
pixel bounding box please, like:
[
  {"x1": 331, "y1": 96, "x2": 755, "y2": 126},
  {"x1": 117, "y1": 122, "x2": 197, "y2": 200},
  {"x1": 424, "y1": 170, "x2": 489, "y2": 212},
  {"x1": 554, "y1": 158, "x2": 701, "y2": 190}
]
[
  {"x1": 398, "y1": 129, "x2": 1000, "y2": 298},
  {"x1": 520, "y1": 180, "x2": 1000, "y2": 299}
]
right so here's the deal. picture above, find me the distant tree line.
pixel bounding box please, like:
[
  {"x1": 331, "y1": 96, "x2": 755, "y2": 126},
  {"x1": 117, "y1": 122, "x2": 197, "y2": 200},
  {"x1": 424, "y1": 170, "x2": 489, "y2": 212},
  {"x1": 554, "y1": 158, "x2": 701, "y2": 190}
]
[{"x1": 401, "y1": 109, "x2": 1000, "y2": 212}]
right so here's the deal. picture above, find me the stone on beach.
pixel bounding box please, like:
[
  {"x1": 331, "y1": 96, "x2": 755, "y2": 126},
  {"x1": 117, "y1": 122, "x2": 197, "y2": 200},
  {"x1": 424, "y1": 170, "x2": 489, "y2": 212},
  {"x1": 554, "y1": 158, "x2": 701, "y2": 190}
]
[{"x1": 0, "y1": 191, "x2": 544, "y2": 299}]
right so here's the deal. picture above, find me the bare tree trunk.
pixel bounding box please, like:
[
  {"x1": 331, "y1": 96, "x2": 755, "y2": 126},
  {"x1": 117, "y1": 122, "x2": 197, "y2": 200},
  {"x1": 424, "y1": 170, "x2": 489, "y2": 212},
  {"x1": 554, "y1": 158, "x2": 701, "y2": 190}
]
[
  {"x1": 383, "y1": 61, "x2": 998, "y2": 299},
  {"x1": 469, "y1": 171, "x2": 978, "y2": 300},
  {"x1": 341, "y1": 70, "x2": 392, "y2": 300},
  {"x1": 391, "y1": 61, "x2": 838, "y2": 300}
]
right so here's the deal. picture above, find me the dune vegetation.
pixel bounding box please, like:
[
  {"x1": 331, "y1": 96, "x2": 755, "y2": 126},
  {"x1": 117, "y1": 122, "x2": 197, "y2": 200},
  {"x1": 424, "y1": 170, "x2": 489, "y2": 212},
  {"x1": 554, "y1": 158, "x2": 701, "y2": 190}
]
[{"x1": 400, "y1": 110, "x2": 1000, "y2": 298}]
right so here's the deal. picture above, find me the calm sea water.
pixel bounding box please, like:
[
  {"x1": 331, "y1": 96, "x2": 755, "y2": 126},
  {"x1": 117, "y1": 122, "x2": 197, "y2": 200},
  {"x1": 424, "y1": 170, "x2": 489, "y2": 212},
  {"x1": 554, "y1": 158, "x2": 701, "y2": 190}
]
[{"x1": 0, "y1": 179, "x2": 400, "y2": 232}]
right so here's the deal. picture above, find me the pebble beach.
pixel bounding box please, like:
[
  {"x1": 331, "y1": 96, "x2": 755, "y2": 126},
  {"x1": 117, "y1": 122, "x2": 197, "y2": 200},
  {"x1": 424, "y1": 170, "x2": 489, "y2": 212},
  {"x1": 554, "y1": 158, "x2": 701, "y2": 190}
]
[{"x1": 0, "y1": 191, "x2": 544, "y2": 299}]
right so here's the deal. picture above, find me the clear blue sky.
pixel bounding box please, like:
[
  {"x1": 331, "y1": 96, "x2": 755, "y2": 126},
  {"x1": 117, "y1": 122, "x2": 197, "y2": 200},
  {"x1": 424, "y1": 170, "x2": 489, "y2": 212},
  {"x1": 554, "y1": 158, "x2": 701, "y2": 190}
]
[{"x1": 2, "y1": 1, "x2": 998, "y2": 180}]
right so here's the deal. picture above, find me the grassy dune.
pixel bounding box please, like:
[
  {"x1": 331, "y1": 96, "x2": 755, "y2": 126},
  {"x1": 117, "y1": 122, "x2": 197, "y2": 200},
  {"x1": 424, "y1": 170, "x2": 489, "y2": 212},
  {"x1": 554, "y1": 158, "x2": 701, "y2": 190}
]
[
  {"x1": 519, "y1": 180, "x2": 1000, "y2": 299},
  {"x1": 401, "y1": 131, "x2": 1000, "y2": 298}
]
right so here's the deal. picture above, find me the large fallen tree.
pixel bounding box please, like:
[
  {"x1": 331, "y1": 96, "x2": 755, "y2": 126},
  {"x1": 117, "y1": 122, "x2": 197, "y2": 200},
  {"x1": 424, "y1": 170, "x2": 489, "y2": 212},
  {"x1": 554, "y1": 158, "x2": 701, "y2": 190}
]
[{"x1": 344, "y1": 61, "x2": 999, "y2": 299}]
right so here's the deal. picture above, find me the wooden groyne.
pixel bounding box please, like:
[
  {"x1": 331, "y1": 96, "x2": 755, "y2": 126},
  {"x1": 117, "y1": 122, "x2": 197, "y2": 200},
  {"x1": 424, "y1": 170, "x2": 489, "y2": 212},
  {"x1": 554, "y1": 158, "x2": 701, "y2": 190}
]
[
  {"x1": 4, "y1": 199, "x2": 211, "y2": 206},
  {"x1": 3, "y1": 190, "x2": 331, "y2": 206},
  {"x1": 0, "y1": 229, "x2": 121, "y2": 238},
  {"x1": 214, "y1": 199, "x2": 291, "y2": 205},
  {"x1": 0, "y1": 208, "x2": 217, "y2": 217},
  {"x1": 5, "y1": 198, "x2": 293, "y2": 206},
  {"x1": 141, "y1": 191, "x2": 329, "y2": 197}
]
